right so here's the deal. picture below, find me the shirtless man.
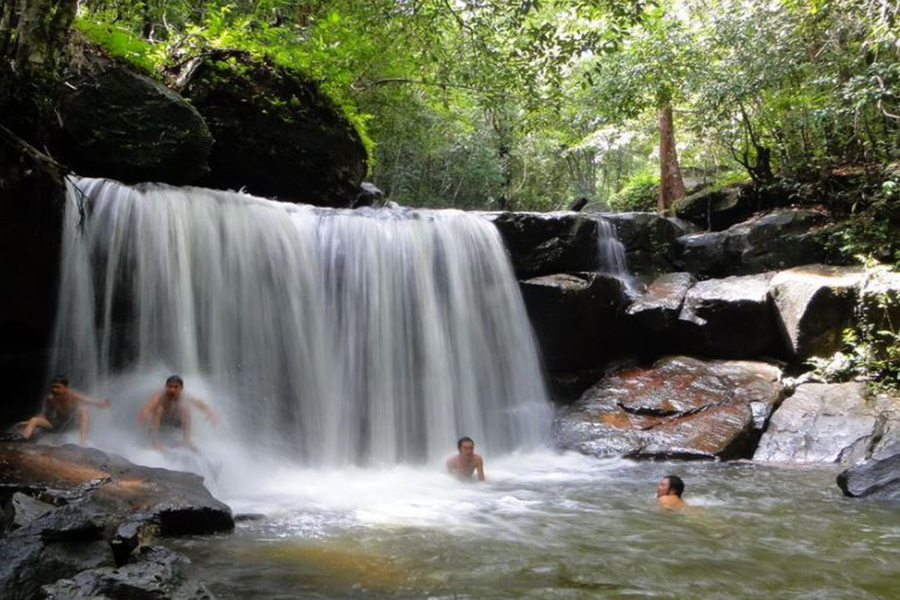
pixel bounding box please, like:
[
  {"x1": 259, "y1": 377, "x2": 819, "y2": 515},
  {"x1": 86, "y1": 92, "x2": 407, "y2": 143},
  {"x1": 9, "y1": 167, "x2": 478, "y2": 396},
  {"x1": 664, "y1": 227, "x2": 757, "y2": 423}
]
[
  {"x1": 446, "y1": 436, "x2": 485, "y2": 482},
  {"x1": 17, "y1": 376, "x2": 111, "y2": 444},
  {"x1": 138, "y1": 375, "x2": 217, "y2": 450},
  {"x1": 656, "y1": 475, "x2": 688, "y2": 510}
]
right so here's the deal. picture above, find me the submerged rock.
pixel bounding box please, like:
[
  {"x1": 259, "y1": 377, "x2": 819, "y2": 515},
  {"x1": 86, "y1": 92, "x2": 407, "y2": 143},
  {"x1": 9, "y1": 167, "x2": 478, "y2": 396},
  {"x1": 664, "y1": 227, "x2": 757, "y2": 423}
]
[
  {"x1": 60, "y1": 41, "x2": 212, "y2": 184},
  {"x1": 520, "y1": 272, "x2": 630, "y2": 373},
  {"x1": 555, "y1": 356, "x2": 784, "y2": 459},
  {"x1": 769, "y1": 265, "x2": 863, "y2": 360},
  {"x1": 42, "y1": 545, "x2": 213, "y2": 600},
  {"x1": 837, "y1": 447, "x2": 900, "y2": 500},
  {"x1": 178, "y1": 50, "x2": 367, "y2": 206},
  {"x1": 677, "y1": 273, "x2": 775, "y2": 359},
  {"x1": 486, "y1": 212, "x2": 599, "y2": 279},
  {"x1": 753, "y1": 383, "x2": 899, "y2": 465}
]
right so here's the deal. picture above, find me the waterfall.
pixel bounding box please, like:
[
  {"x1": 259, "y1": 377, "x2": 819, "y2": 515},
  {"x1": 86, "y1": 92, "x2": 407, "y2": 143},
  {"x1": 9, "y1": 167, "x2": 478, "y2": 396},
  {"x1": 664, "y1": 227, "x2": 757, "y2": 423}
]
[
  {"x1": 594, "y1": 218, "x2": 629, "y2": 276},
  {"x1": 52, "y1": 177, "x2": 551, "y2": 466}
]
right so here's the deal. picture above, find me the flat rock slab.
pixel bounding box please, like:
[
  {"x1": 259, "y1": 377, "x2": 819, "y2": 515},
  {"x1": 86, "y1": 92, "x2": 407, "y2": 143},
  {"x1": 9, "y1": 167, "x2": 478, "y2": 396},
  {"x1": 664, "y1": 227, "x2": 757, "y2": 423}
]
[
  {"x1": 0, "y1": 443, "x2": 233, "y2": 536},
  {"x1": 555, "y1": 355, "x2": 783, "y2": 459},
  {"x1": 677, "y1": 273, "x2": 775, "y2": 358},
  {"x1": 769, "y1": 265, "x2": 864, "y2": 360},
  {"x1": 753, "y1": 383, "x2": 899, "y2": 465},
  {"x1": 626, "y1": 272, "x2": 694, "y2": 332}
]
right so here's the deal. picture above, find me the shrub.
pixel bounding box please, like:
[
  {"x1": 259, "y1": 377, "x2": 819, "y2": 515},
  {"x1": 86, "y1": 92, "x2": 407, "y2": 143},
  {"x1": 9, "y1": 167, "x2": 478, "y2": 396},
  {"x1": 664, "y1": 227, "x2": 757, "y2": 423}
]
[{"x1": 608, "y1": 170, "x2": 659, "y2": 212}]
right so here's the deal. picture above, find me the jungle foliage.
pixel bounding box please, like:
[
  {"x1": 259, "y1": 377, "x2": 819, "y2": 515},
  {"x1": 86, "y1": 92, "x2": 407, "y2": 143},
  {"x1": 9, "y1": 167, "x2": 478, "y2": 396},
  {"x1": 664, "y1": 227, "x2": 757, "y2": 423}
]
[{"x1": 22, "y1": 0, "x2": 900, "y2": 215}]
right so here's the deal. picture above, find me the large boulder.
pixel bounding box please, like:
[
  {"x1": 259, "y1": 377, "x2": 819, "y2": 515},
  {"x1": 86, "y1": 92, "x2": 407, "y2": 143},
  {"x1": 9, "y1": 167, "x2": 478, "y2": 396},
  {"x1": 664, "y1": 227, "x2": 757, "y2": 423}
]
[
  {"x1": 677, "y1": 273, "x2": 776, "y2": 358},
  {"x1": 753, "y1": 383, "x2": 900, "y2": 465},
  {"x1": 0, "y1": 128, "x2": 66, "y2": 426},
  {"x1": 769, "y1": 266, "x2": 864, "y2": 360},
  {"x1": 626, "y1": 272, "x2": 694, "y2": 333},
  {"x1": 555, "y1": 356, "x2": 784, "y2": 459},
  {"x1": 485, "y1": 212, "x2": 599, "y2": 279},
  {"x1": 0, "y1": 443, "x2": 233, "y2": 539},
  {"x1": 673, "y1": 187, "x2": 750, "y2": 231},
  {"x1": 520, "y1": 273, "x2": 630, "y2": 374},
  {"x1": 178, "y1": 50, "x2": 367, "y2": 206},
  {"x1": 59, "y1": 41, "x2": 212, "y2": 185},
  {"x1": 42, "y1": 545, "x2": 213, "y2": 600},
  {"x1": 675, "y1": 209, "x2": 828, "y2": 278}
]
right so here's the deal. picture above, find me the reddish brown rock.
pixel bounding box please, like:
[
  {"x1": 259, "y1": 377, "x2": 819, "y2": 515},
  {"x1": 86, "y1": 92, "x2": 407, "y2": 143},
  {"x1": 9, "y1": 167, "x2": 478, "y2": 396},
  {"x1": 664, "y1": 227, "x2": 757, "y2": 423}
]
[{"x1": 554, "y1": 356, "x2": 784, "y2": 459}]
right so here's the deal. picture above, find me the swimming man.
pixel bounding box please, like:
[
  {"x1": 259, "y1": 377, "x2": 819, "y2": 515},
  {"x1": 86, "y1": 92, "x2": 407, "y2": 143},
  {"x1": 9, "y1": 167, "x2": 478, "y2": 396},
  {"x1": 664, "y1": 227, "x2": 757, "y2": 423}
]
[
  {"x1": 16, "y1": 376, "x2": 111, "y2": 444},
  {"x1": 138, "y1": 375, "x2": 218, "y2": 450},
  {"x1": 446, "y1": 436, "x2": 485, "y2": 482},
  {"x1": 656, "y1": 474, "x2": 688, "y2": 510}
]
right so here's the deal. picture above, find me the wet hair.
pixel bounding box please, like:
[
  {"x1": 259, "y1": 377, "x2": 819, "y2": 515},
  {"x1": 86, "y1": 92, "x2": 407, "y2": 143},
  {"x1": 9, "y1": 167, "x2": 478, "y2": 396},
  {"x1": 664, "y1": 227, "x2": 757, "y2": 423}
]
[
  {"x1": 457, "y1": 436, "x2": 475, "y2": 449},
  {"x1": 665, "y1": 475, "x2": 685, "y2": 497},
  {"x1": 166, "y1": 375, "x2": 184, "y2": 387},
  {"x1": 50, "y1": 375, "x2": 69, "y2": 386}
]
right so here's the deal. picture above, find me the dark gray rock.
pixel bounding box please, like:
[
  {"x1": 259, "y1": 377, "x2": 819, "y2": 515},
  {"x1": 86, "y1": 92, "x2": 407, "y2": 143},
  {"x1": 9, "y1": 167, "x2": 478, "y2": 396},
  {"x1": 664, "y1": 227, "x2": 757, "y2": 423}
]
[
  {"x1": 353, "y1": 182, "x2": 384, "y2": 208},
  {"x1": 178, "y1": 50, "x2": 367, "y2": 207},
  {"x1": 42, "y1": 546, "x2": 213, "y2": 600},
  {"x1": 59, "y1": 43, "x2": 212, "y2": 185},
  {"x1": 0, "y1": 129, "x2": 66, "y2": 427},
  {"x1": 769, "y1": 265, "x2": 864, "y2": 360},
  {"x1": 626, "y1": 272, "x2": 695, "y2": 332},
  {"x1": 837, "y1": 448, "x2": 900, "y2": 500},
  {"x1": 753, "y1": 383, "x2": 897, "y2": 464},
  {"x1": 677, "y1": 273, "x2": 775, "y2": 358},
  {"x1": 674, "y1": 209, "x2": 828, "y2": 278},
  {"x1": 520, "y1": 273, "x2": 629, "y2": 373},
  {"x1": 555, "y1": 356, "x2": 784, "y2": 459},
  {"x1": 1, "y1": 492, "x2": 54, "y2": 534},
  {"x1": 673, "y1": 187, "x2": 750, "y2": 231},
  {"x1": 486, "y1": 212, "x2": 599, "y2": 279}
]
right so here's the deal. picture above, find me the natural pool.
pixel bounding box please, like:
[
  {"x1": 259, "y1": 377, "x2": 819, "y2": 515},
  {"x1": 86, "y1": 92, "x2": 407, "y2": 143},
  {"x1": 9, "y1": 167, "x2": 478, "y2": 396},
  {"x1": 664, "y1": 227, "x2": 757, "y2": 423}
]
[{"x1": 167, "y1": 452, "x2": 900, "y2": 598}]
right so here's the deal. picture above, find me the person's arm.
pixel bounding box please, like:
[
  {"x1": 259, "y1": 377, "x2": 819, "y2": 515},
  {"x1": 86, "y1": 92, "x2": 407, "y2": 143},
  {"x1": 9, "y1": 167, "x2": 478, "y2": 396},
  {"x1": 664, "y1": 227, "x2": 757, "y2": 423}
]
[
  {"x1": 475, "y1": 456, "x2": 485, "y2": 482},
  {"x1": 72, "y1": 391, "x2": 112, "y2": 409},
  {"x1": 188, "y1": 398, "x2": 218, "y2": 425},
  {"x1": 149, "y1": 405, "x2": 164, "y2": 449},
  {"x1": 138, "y1": 396, "x2": 160, "y2": 423}
]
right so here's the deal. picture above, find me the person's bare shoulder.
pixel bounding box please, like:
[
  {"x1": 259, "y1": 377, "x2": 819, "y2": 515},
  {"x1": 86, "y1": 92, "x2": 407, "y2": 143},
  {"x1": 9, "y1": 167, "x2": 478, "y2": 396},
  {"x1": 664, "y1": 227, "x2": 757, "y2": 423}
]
[{"x1": 657, "y1": 495, "x2": 687, "y2": 510}]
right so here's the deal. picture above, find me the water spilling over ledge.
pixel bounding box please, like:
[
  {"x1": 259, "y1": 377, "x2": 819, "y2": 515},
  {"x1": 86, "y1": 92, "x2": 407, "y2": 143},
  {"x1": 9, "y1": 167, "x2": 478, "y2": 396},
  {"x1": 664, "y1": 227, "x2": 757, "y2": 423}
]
[{"x1": 52, "y1": 177, "x2": 551, "y2": 466}]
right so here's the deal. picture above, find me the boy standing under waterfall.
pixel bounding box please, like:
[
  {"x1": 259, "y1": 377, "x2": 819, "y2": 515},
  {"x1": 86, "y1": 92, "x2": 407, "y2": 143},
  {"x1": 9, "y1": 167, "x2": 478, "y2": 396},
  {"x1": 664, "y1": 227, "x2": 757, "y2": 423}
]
[
  {"x1": 17, "y1": 376, "x2": 111, "y2": 444},
  {"x1": 446, "y1": 436, "x2": 486, "y2": 482},
  {"x1": 138, "y1": 375, "x2": 218, "y2": 451}
]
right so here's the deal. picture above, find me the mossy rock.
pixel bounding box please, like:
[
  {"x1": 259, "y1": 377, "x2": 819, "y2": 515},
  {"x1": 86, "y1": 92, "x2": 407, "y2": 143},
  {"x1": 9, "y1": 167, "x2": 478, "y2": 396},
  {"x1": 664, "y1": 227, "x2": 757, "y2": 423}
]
[
  {"x1": 58, "y1": 41, "x2": 212, "y2": 184},
  {"x1": 177, "y1": 50, "x2": 368, "y2": 207}
]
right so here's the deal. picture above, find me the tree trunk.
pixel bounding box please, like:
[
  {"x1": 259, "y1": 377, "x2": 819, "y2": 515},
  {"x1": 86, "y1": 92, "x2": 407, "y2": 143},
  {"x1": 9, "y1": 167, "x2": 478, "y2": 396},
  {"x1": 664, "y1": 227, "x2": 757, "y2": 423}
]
[
  {"x1": 657, "y1": 100, "x2": 687, "y2": 213},
  {"x1": 13, "y1": 0, "x2": 77, "y2": 72}
]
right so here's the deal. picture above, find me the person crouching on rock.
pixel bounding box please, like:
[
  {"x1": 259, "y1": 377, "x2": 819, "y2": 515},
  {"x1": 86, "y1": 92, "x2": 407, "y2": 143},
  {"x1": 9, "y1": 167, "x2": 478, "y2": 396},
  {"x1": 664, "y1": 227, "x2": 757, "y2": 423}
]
[
  {"x1": 656, "y1": 475, "x2": 688, "y2": 510},
  {"x1": 16, "y1": 376, "x2": 112, "y2": 444},
  {"x1": 446, "y1": 436, "x2": 485, "y2": 482},
  {"x1": 138, "y1": 375, "x2": 218, "y2": 451}
]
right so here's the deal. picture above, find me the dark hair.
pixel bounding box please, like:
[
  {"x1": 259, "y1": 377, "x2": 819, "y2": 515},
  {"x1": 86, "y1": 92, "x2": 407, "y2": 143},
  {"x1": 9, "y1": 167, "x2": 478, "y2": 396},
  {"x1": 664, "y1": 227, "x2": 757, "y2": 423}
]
[
  {"x1": 457, "y1": 436, "x2": 475, "y2": 449},
  {"x1": 665, "y1": 475, "x2": 685, "y2": 497},
  {"x1": 50, "y1": 375, "x2": 69, "y2": 386},
  {"x1": 166, "y1": 375, "x2": 184, "y2": 387}
]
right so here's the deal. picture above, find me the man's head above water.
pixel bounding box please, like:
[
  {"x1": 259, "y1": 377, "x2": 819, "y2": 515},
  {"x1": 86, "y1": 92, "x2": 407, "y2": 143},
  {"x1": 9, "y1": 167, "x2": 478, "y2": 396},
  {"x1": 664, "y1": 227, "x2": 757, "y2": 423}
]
[
  {"x1": 657, "y1": 475, "x2": 685, "y2": 498},
  {"x1": 164, "y1": 375, "x2": 184, "y2": 400},
  {"x1": 457, "y1": 436, "x2": 475, "y2": 455},
  {"x1": 49, "y1": 375, "x2": 70, "y2": 397}
]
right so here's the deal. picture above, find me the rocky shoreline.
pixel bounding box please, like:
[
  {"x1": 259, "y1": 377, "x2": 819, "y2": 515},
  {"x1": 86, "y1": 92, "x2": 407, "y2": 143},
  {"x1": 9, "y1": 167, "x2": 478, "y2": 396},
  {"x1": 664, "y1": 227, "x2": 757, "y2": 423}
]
[{"x1": 0, "y1": 442, "x2": 232, "y2": 599}]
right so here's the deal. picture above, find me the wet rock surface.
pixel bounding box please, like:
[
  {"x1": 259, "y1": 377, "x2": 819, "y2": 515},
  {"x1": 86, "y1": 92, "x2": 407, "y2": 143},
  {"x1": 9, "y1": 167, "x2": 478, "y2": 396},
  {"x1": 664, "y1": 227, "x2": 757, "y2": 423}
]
[
  {"x1": 599, "y1": 212, "x2": 696, "y2": 276},
  {"x1": 42, "y1": 545, "x2": 213, "y2": 600},
  {"x1": 673, "y1": 187, "x2": 750, "y2": 231},
  {"x1": 753, "y1": 383, "x2": 900, "y2": 465},
  {"x1": 769, "y1": 265, "x2": 863, "y2": 360},
  {"x1": 555, "y1": 356, "x2": 784, "y2": 459},
  {"x1": 521, "y1": 273, "x2": 630, "y2": 373},
  {"x1": 677, "y1": 273, "x2": 775, "y2": 359},
  {"x1": 0, "y1": 443, "x2": 232, "y2": 599},
  {"x1": 837, "y1": 445, "x2": 900, "y2": 500},
  {"x1": 626, "y1": 272, "x2": 694, "y2": 333},
  {"x1": 178, "y1": 50, "x2": 367, "y2": 206},
  {"x1": 486, "y1": 212, "x2": 599, "y2": 279},
  {"x1": 60, "y1": 42, "x2": 212, "y2": 185}
]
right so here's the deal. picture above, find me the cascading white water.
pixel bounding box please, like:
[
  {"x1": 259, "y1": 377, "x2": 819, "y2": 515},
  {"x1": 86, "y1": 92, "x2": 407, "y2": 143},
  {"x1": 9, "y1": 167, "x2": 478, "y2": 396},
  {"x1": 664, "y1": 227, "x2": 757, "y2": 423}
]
[
  {"x1": 594, "y1": 218, "x2": 629, "y2": 276},
  {"x1": 52, "y1": 177, "x2": 551, "y2": 466}
]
